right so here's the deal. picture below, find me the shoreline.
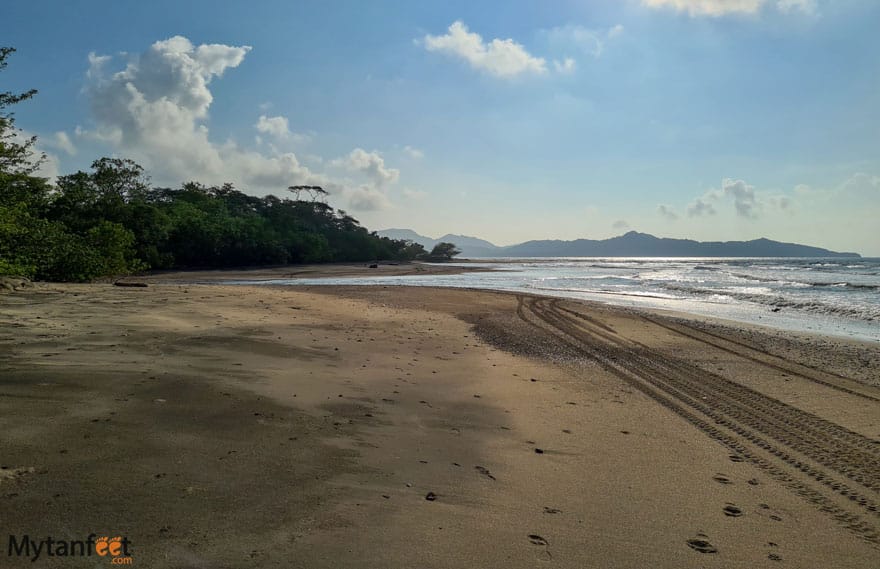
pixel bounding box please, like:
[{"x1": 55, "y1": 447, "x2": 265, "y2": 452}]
[
  {"x1": 129, "y1": 260, "x2": 492, "y2": 283},
  {"x1": 1, "y1": 282, "x2": 878, "y2": 567},
  {"x1": 130, "y1": 261, "x2": 880, "y2": 344}
]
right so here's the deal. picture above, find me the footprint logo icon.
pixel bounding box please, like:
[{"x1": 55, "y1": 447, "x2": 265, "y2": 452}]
[
  {"x1": 95, "y1": 536, "x2": 124, "y2": 557},
  {"x1": 95, "y1": 537, "x2": 110, "y2": 556}
]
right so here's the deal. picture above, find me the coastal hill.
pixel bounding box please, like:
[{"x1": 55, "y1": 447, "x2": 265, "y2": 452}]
[{"x1": 377, "y1": 229, "x2": 861, "y2": 258}]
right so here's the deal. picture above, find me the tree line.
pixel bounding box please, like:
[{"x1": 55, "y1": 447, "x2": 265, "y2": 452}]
[{"x1": 0, "y1": 48, "x2": 459, "y2": 282}]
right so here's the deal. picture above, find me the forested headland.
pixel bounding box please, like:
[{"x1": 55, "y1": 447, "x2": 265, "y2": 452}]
[{"x1": 0, "y1": 48, "x2": 453, "y2": 282}]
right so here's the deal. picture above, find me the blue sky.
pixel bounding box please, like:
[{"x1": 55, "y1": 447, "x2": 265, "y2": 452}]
[{"x1": 5, "y1": 0, "x2": 879, "y2": 254}]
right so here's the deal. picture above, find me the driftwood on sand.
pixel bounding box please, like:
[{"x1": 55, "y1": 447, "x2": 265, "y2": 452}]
[{"x1": 113, "y1": 281, "x2": 149, "y2": 288}]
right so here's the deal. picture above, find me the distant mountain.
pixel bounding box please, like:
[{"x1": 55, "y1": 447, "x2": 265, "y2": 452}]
[
  {"x1": 376, "y1": 228, "x2": 433, "y2": 246},
  {"x1": 376, "y1": 229, "x2": 502, "y2": 257},
  {"x1": 377, "y1": 229, "x2": 860, "y2": 258},
  {"x1": 435, "y1": 233, "x2": 498, "y2": 251},
  {"x1": 502, "y1": 232, "x2": 860, "y2": 258}
]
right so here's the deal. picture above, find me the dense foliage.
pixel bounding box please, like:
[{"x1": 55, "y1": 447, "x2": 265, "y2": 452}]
[
  {"x1": 426, "y1": 242, "x2": 461, "y2": 261},
  {"x1": 0, "y1": 48, "x2": 441, "y2": 282}
]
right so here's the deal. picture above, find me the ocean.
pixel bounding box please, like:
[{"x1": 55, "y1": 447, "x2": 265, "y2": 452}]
[{"x1": 234, "y1": 257, "x2": 880, "y2": 342}]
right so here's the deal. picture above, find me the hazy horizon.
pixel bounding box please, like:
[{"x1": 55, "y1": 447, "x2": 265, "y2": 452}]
[{"x1": 6, "y1": 0, "x2": 879, "y2": 254}]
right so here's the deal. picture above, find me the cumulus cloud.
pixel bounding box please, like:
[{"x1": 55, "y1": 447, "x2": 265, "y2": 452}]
[
  {"x1": 657, "y1": 204, "x2": 679, "y2": 220},
  {"x1": 612, "y1": 219, "x2": 630, "y2": 230},
  {"x1": 254, "y1": 114, "x2": 290, "y2": 139},
  {"x1": 403, "y1": 145, "x2": 424, "y2": 159},
  {"x1": 86, "y1": 52, "x2": 111, "y2": 79},
  {"x1": 345, "y1": 185, "x2": 392, "y2": 211},
  {"x1": 687, "y1": 195, "x2": 717, "y2": 216},
  {"x1": 642, "y1": 0, "x2": 816, "y2": 16},
  {"x1": 722, "y1": 178, "x2": 759, "y2": 218},
  {"x1": 332, "y1": 148, "x2": 400, "y2": 187},
  {"x1": 423, "y1": 21, "x2": 548, "y2": 78},
  {"x1": 50, "y1": 131, "x2": 77, "y2": 156},
  {"x1": 685, "y1": 178, "x2": 803, "y2": 219},
  {"x1": 82, "y1": 36, "x2": 339, "y2": 193},
  {"x1": 11, "y1": 129, "x2": 60, "y2": 181}
]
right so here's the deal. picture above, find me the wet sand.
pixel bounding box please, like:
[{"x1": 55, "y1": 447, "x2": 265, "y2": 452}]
[
  {"x1": 1, "y1": 279, "x2": 878, "y2": 568},
  {"x1": 133, "y1": 260, "x2": 488, "y2": 283}
]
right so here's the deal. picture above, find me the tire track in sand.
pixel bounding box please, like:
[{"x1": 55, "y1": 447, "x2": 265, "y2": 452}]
[{"x1": 515, "y1": 295, "x2": 880, "y2": 545}]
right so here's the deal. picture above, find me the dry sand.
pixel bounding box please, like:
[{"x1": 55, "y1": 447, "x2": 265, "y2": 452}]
[{"x1": 1, "y1": 275, "x2": 878, "y2": 568}]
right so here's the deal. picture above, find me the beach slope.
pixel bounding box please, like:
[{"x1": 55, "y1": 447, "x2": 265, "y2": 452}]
[{"x1": 1, "y1": 282, "x2": 878, "y2": 568}]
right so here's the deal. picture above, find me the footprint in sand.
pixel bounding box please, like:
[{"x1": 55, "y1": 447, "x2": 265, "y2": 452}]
[
  {"x1": 686, "y1": 538, "x2": 718, "y2": 554},
  {"x1": 474, "y1": 466, "x2": 496, "y2": 481},
  {"x1": 543, "y1": 507, "x2": 562, "y2": 514},
  {"x1": 722, "y1": 504, "x2": 743, "y2": 517},
  {"x1": 712, "y1": 474, "x2": 732, "y2": 484},
  {"x1": 729, "y1": 454, "x2": 745, "y2": 463},
  {"x1": 528, "y1": 534, "x2": 548, "y2": 546}
]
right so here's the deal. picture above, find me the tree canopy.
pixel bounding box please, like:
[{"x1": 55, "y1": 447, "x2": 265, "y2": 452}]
[
  {"x1": 0, "y1": 47, "x2": 429, "y2": 282},
  {"x1": 426, "y1": 242, "x2": 461, "y2": 261}
]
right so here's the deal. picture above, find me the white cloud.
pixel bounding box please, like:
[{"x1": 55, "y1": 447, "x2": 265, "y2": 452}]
[
  {"x1": 686, "y1": 178, "x2": 801, "y2": 219},
  {"x1": 553, "y1": 58, "x2": 577, "y2": 74},
  {"x1": 544, "y1": 24, "x2": 624, "y2": 59},
  {"x1": 642, "y1": 0, "x2": 763, "y2": 16},
  {"x1": 612, "y1": 219, "x2": 630, "y2": 230},
  {"x1": 11, "y1": 129, "x2": 60, "y2": 181},
  {"x1": 642, "y1": 0, "x2": 816, "y2": 17},
  {"x1": 423, "y1": 21, "x2": 547, "y2": 78},
  {"x1": 51, "y1": 131, "x2": 77, "y2": 156},
  {"x1": 403, "y1": 145, "x2": 424, "y2": 159},
  {"x1": 687, "y1": 196, "x2": 717, "y2": 216},
  {"x1": 254, "y1": 114, "x2": 290, "y2": 139},
  {"x1": 657, "y1": 204, "x2": 679, "y2": 220},
  {"x1": 86, "y1": 52, "x2": 111, "y2": 79},
  {"x1": 722, "y1": 178, "x2": 759, "y2": 218},
  {"x1": 83, "y1": 36, "x2": 337, "y2": 192},
  {"x1": 345, "y1": 185, "x2": 391, "y2": 211},
  {"x1": 331, "y1": 148, "x2": 400, "y2": 187}
]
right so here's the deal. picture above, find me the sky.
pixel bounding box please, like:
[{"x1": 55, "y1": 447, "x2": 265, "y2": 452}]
[{"x1": 5, "y1": 0, "x2": 879, "y2": 254}]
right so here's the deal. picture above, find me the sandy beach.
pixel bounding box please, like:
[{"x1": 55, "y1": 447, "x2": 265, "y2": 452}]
[
  {"x1": 133, "y1": 260, "x2": 490, "y2": 283},
  {"x1": 1, "y1": 269, "x2": 878, "y2": 568}
]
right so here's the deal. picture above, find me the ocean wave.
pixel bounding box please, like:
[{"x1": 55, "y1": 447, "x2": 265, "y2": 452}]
[
  {"x1": 725, "y1": 272, "x2": 879, "y2": 291},
  {"x1": 530, "y1": 284, "x2": 680, "y2": 300},
  {"x1": 658, "y1": 283, "x2": 879, "y2": 321}
]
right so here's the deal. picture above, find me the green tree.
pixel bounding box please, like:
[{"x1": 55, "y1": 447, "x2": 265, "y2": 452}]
[
  {"x1": 0, "y1": 47, "x2": 57, "y2": 278},
  {"x1": 0, "y1": 47, "x2": 44, "y2": 177},
  {"x1": 425, "y1": 242, "x2": 461, "y2": 261},
  {"x1": 0, "y1": 47, "x2": 436, "y2": 280}
]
